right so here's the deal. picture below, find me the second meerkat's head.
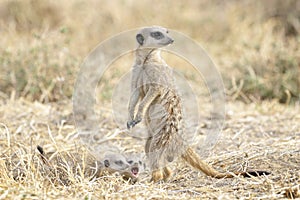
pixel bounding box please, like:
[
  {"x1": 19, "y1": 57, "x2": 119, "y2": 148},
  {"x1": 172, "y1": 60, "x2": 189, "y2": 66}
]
[
  {"x1": 102, "y1": 153, "x2": 141, "y2": 181},
  {"x1": 136, "y1": 26, "x2": 174, "y2": 48}
]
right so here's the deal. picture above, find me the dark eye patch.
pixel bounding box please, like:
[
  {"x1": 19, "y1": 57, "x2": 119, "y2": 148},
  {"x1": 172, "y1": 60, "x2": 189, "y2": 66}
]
[
  {"x1": 150, "y1": 31, "x2": 164, "y2": 39},
  {"x1": 115, "y1": 160, "x2": 124, "y2": 165},
  {"x1": 128, "y1": 160, "x2": 133, "y2": 164}
]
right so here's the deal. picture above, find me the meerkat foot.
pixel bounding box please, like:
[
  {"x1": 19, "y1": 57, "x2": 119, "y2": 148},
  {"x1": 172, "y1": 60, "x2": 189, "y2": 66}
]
[
  {"x1": 150, "y1": 169, "x2": 164, "y2": 182},
  {"x1": 163, "y1": 167, "x2": 172, "y2": 181}
]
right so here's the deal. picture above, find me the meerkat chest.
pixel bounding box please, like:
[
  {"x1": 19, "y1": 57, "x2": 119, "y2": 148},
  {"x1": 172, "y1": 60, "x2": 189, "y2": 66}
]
[
  {"x1": 142, "y1": 64, "x2": 183, "y2": 112},
  {"x1": 139, "y1": 63, "x2": 175, "y2": 90}
]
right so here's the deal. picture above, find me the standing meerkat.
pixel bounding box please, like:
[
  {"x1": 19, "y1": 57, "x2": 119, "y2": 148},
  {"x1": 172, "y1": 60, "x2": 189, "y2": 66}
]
[{"x1": 127, "y1": 26, "x2": 270, "y2": 182}]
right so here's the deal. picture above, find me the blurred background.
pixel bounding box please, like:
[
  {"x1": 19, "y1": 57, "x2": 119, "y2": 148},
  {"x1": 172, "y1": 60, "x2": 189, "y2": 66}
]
[{"x1": 0, "y1": 0, "x2": 299, "y2": 104}]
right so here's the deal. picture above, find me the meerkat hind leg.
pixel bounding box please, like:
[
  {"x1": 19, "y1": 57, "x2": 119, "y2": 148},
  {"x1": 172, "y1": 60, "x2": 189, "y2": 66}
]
[
  {"x1": 163, "y1": 166, "x2": 172, "y2": 181},
  {"x1": 151, "y1": 169, "x2": 164, "y2": 182}
]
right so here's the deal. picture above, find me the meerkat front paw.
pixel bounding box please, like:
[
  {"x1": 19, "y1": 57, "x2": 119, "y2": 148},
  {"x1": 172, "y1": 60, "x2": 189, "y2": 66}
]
[
  {"x1": 127, "y1": 118, "x2": 142, "y2": 129},
  {"x1": 127, "y1": 121, "x2": 136, "y2": 129},
  {"x1": 127, "y1": 121, "x2": 132, "y2": 129}
]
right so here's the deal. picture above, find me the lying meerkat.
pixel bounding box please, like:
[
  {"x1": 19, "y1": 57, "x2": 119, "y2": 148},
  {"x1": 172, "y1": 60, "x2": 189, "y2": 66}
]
[
  {"x1": 36, "y1": 146, "x2": 142, "y2": 183},
  {"x1": 37, "y1": 145, "x2": 100, "y2": 184},
  {"x1": 127, "y1": 26, "x2": 270, "y2": 182}
]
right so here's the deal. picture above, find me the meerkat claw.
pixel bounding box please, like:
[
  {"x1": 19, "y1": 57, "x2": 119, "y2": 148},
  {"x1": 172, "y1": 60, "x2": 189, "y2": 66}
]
[
  {"x1": 133, "y1": 118, "x2": 142, "y2": 126},
  {"x1": 127, "y1": 119, "x2": 142, "y2": 129},
  {"x1": 127, "y1": 121, "x2": 132, "y2": 129},
  {"x1": 127, "y1": 121, "x2": 135, "y2": 129}
]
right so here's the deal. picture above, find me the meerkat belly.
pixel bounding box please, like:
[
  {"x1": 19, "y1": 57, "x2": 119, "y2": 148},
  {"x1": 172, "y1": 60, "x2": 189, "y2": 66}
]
[
  {"x1": 147, "y1": 90, "x2": 183, "y2": 138},
  {"x1": 160, "y1": 92, "x2": 182, "y2": 133},
  {"x1": 146, "y1": 91, "x2": 185, "y2": 164}
]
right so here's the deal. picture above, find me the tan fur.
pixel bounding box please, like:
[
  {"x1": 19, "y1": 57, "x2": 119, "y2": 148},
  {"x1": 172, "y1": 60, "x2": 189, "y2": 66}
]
[{"x1": 127, "y1": 26, "x2": 269, "y2": 182}]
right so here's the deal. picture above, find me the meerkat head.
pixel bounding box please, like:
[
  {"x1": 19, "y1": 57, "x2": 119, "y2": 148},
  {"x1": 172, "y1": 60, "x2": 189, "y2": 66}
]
[
  {"x1": 136, "y1": 26, "x2": 174, "y2": 48},
  {"x1": 103, "y1": 153, "x2": 130, "y2": 171},
  {"x1": 102, "y1": 153, "x2": 140, "y2": 181},
  {"x1": 126, "y1": 154, "x2": 146, "y2": 177}
]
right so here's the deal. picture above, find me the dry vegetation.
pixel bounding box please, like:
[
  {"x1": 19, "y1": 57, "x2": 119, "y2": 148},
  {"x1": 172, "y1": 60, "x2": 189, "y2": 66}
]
[{"x1": 0, "y1": 0, "x2": 299, "y2": 199}]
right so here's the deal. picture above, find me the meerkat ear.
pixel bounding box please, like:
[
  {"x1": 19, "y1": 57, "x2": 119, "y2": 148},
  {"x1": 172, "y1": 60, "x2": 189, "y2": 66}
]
[
  {"x1": 136, "y1": 34, "x2": 144, "y2": 45},
  {"x1": 104, "y1": 160, "x2": 110, "y2": 167}
]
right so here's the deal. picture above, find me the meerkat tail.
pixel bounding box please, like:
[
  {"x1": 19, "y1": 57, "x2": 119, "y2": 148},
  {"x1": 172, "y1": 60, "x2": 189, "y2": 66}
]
[
  {"x1": 181, "y1": 147, "x2": 270, "y2": 178},
  {"x1": 37, "y1": 145, "x2": 50, "y2": 165},
  {"x1": 37, "y1": 145, "x2": 45, "y2": 155},
  {"x1": 182, "y1": 147, "x2": 230, "y2": 178}
]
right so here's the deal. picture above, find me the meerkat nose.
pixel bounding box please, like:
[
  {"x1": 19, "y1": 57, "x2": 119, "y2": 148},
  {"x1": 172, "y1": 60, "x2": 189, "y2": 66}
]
[{"x1": 170, "y1": 39, "x2": 174, "y2": 43}]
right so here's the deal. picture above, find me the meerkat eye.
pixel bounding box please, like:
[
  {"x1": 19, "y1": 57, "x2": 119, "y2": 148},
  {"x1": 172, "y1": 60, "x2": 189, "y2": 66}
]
[
  {"x1": 115, "y1": 160, "x2": 124, "y2": 165},
  {"x1": 150, "y1": 31, "x2": 164, "y2": 39},
  {"x1": 128, "y1": 160, "x2": 133, "y2": 164}
]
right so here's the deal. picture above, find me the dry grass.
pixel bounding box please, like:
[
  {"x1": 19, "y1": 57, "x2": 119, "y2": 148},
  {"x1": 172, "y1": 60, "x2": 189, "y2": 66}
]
[
  {"x1": 0, "y1": 99, "x2": 299, "y2": 199},
  {"x1": 0, "y1": 0, "x2": 300, "y2": 199}
]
